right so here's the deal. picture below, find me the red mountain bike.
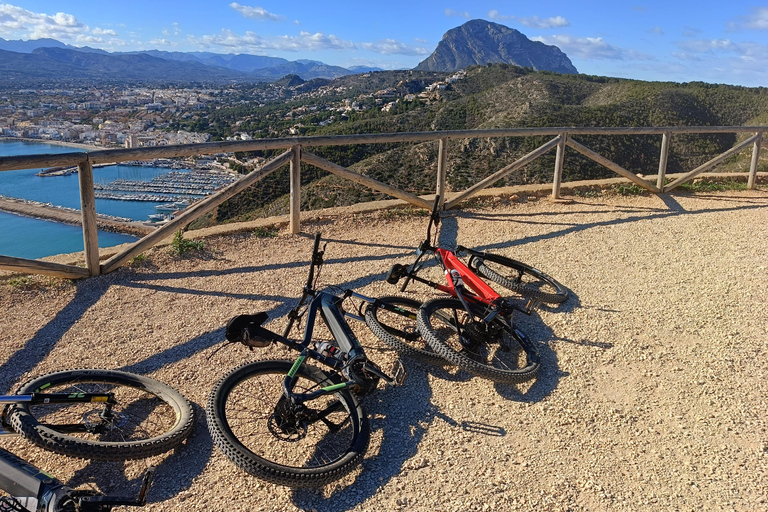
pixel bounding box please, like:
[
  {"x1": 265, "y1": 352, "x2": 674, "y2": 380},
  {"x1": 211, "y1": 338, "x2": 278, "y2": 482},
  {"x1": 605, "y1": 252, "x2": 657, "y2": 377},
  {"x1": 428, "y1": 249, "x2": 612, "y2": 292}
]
[{"x1": 385, "y1": 196, "x2": 567, "y2": 384}]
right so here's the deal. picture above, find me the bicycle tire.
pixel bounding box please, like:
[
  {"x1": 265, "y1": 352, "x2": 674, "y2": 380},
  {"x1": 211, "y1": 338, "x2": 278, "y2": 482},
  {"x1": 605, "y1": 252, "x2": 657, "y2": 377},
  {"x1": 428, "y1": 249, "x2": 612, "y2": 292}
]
[
  {"x1": 207, "y1": 359, "x2": 369, "y2": 488},
  {"x1": 364, "y1": 296, "x2": 447, "y2": 367},
  {"x1": 471, "y1": 252, "x2": 568, "y2": 304},
  {"x1": 7, "y1": 369, "x2": 194, "y2": 461},
  {"x1": 417, "y1": 298, "x2": 540, "y2": 384}
]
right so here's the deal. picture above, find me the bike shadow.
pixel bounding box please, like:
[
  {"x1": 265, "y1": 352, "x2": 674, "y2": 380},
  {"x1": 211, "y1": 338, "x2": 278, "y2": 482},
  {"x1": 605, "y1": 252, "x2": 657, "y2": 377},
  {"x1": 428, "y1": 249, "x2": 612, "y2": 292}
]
[
  {"x1": 288, "y1": 358, "x2": 441, "y2": 511},
  {"x1": 61, "y1": 403, "x2": 212, "y2": 504}
]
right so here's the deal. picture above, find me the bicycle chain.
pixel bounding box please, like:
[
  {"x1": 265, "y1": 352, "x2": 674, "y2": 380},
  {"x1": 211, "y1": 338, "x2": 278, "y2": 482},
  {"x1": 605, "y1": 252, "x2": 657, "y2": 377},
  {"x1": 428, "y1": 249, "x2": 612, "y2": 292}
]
[{"x1": 0, "y1": 496, "x2": 25, "y2": 512}]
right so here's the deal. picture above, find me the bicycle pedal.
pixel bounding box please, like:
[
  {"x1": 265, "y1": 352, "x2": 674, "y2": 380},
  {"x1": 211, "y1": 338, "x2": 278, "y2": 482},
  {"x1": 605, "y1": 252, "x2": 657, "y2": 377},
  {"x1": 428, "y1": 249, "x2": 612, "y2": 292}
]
[{"x1": 390, "y1": 359, "x2": 407, "y2": 386}]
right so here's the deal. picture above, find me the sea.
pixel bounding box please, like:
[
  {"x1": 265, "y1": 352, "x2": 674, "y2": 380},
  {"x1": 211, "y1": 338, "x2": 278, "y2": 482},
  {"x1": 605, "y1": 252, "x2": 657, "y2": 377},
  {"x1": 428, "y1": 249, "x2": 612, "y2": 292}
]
[{"x1": 0, "y1": 139, "x2": 190, "y2": 259}]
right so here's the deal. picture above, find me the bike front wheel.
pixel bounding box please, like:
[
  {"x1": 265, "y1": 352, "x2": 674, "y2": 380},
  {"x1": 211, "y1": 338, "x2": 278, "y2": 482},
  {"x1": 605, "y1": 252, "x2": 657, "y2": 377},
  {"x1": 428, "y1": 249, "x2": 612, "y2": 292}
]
[
  {"x1": 364, "y1": 296, "x2": 446, "y2": 367},
  {"x1": 470, "y1": 252, "x2": 568, "y2": 304},
  {"x1": 206, "y1": 359, "x2": 369, "y2": 488},
  {"x1": 8, "y1": 369, "x2": 195, "y2": 460},
  {"x1": 417, "y1": 298, "x2": 540, "y2": 384}
]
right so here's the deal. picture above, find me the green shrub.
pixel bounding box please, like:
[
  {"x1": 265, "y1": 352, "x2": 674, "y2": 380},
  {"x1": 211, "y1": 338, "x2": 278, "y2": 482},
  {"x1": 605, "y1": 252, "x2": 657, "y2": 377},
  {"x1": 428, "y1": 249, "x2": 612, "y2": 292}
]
[
  {"x1": 253, "y1": 227, "x2": 278, "y2": 238},
  {"x1": 169, "y1": 230, "x2": 205, "y2": 256}
]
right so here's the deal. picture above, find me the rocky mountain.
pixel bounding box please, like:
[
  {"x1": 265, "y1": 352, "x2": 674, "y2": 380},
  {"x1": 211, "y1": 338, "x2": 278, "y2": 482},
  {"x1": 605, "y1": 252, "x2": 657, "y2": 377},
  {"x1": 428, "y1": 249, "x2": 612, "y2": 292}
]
[{"x1": 415, "y1": 19, "x2": 577, "y2": 74}]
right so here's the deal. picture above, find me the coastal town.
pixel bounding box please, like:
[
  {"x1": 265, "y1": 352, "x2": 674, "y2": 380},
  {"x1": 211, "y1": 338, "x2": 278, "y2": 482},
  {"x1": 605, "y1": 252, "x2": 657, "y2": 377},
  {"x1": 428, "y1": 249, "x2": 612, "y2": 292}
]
[{"x1": 0, "y1": 70, "x2": 465, "y2": 149}]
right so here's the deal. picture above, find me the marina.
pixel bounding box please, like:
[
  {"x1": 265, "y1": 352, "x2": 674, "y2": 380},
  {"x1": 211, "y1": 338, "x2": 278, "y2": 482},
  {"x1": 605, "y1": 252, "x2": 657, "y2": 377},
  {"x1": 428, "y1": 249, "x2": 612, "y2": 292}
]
[{"x1": 93, "y1": 169, "x2": 239, "y2": 200}]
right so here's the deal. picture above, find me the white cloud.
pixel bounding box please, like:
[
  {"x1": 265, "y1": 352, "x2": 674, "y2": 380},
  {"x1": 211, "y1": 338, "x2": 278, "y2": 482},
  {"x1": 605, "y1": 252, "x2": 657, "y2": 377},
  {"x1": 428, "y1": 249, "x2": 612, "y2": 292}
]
[
  {"x1": 359, "y1": 39, "x2": 429, "y2": 56},
  {"x1": 677, "y1": 39, "x2": 738, "y2": 54},
  {"x1": 229, "y1": 3, "x2": 285, "y2": 22},
  {"x1": 189, "y1": 28, "x2": 429, "y2": 57},
  {"x1": 533, "y1": 34, "x2": 650, "y2": 61},
  {"x1": 0, "y1": 4, "x2": 130, "y2": 48},
  {"x1": 92, "y1": 27, "x2": 117, "y2": 36},
  {"x1": 189, "y1": 28, "x2": 356, "y2": 53},
  {"x1": 149, "y1": 38, "x2": 177, "y2": 47},
  {"x1": 445, "y1": 9, "x2": 470, "y2": 19},
  {"x1": 651, "y1": 27, "x2": 664, "y2": 35},
  {"x1": 488, "y1": 10, "x2": 569, "y2": 29},
  {"x1": 0, "y1": 4, "x2": 86, "y2": 39},
  {"x1": 519, "y1": 16, "x2": 569, "y2": 29}
]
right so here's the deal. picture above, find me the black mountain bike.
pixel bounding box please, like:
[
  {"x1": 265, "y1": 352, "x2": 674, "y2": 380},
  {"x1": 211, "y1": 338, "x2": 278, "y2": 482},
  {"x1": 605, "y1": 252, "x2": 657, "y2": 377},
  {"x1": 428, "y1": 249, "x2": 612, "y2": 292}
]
[
  {"x1": 1, "y1": 368, "x2": 195, "y2": 511},
  {"x1": 206, "y1": 233, "x2": 416, "y2": 488}
]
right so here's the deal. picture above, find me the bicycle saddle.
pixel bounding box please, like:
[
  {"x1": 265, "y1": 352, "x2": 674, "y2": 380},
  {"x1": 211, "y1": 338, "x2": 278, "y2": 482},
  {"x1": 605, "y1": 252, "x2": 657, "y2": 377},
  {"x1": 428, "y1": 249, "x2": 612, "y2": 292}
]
[{"x1": 225, "y1": 312, "x2": 271, "y2": 347}]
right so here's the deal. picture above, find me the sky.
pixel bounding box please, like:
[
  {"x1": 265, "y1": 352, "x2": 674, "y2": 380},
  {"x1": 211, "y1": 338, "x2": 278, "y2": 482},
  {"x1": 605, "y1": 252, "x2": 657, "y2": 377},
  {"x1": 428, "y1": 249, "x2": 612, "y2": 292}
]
[{"x1": 1, "y1": 1, "x2": 767, "y2": 87}]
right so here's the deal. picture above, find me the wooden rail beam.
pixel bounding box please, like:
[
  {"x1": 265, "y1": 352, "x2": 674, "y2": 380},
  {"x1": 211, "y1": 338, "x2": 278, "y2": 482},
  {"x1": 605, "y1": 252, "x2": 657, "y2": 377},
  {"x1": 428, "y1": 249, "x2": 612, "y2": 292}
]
[
  {"x1": 665, "y1": 134, "x2": 759, "y2": 192},
  {"x1": 300, "y1": 151, "x2": 432, "y2": 210},
  {"x1": 100, "y1": 149, "x2": 293, "y2": 274},
  {"x1": 0, "y1": 255, "x2": 90, "y2": 279},
  {"x1": 566, "y1": 138, "x2": 661, "y2": 193},
  {"x1": 4, "y1": 126, "x2": 768, "y2": 173},
  {"x1": 445, "y1": 136, "x2": 562, "y2": 209}
]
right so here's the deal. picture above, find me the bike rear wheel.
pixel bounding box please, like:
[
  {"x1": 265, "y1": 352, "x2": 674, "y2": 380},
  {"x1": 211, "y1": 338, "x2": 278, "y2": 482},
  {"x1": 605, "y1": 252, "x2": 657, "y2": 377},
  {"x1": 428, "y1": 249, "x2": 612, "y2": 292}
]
[
  {"x1": 470, "y1": 252, "x2": 568, "y2": 304},
  {"x1": 364, "y1": 296, "x2": 446, "y2": 367},
  {"x1": 7, "y1": 369, "x2": 194, "y2": 460},
  {"x1": 417, "y1": 298, "x2": 540, "y2": 384},
  {"x1": 206, "y1": 360, "x2": 369, "y2": 488}
]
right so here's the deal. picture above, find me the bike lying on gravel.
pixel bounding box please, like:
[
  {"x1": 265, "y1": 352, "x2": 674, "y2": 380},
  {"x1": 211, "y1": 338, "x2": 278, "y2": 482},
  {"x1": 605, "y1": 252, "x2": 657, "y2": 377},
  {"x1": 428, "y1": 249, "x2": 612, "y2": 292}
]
[
  {"x1": 207, "y1": 233, "x2": 419, "y2": 488},
  {"x1": 1, "y1": 368, "x2": 195, "y2": 511},
  {"x1": 385, "y1": 196, "x2": 567, "y2": 384}
]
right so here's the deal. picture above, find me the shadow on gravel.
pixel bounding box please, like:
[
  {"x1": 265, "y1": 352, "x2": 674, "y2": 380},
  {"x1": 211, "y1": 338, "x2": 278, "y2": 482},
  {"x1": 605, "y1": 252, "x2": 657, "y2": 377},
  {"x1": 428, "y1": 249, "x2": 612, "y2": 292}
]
[
  {"x1": 0, "y1": 277, "x2": 111, "y2": 392},
  {"x1": 63, "y1": 408, "x2": 211, "y2": 504},
  {"x1": 289, "y1": 359, "x2": 435, "y2": 512}
]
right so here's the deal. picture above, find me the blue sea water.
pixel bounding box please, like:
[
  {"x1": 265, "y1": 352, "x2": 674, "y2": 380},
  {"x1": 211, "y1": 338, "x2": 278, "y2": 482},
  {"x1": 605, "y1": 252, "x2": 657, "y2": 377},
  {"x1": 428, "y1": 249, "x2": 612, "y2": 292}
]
[{"x1": 0, "y1": 139, "x2": 188, "y2": 259}]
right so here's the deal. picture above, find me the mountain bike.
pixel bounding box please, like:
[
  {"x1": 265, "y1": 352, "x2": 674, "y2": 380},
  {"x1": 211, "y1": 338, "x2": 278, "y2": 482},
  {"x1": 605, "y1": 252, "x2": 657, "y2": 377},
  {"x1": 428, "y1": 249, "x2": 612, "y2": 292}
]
[
  {"x1": 206, "y1": 233, "x2": 412, "y2": 488},
  {"x1": 1, "y1": 368, "x2": 195, "y2": 511},
  {"x1": 385, "y1": 196, "x2": 565, "y2": 383}
]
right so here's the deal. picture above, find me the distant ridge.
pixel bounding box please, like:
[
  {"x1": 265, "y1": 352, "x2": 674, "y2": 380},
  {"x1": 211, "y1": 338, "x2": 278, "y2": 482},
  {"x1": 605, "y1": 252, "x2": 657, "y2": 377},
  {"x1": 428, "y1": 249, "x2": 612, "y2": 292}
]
[
  {"x1": 0, "y1": 38, "x2": 382, "y2": 83},
  {"x1": 415, "y1": 19, "x2": 577, "y2": 74}
]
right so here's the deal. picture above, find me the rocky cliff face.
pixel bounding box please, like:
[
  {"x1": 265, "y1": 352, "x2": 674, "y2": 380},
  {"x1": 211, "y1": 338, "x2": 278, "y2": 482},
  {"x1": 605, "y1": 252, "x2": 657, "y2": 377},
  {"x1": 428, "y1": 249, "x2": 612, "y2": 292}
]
[{"x1": 415, "y1": 19, "x2": 577, "y2": 74}]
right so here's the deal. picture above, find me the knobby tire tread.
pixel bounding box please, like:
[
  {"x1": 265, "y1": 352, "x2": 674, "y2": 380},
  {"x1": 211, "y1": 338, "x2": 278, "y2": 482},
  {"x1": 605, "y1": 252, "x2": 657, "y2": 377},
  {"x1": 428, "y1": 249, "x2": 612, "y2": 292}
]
[
  {"x1": 364, "y1": 296, "x2": 447, "y2": 367},
  {"x1": 472, "y1": 254, "x2": 568, "y2": 304},
  {"x1": 206, "y1": 359, "x2": 369, "y2": 488},
  {"x1": 417, "y1": 298, "x2": 540, "y2": 384}
]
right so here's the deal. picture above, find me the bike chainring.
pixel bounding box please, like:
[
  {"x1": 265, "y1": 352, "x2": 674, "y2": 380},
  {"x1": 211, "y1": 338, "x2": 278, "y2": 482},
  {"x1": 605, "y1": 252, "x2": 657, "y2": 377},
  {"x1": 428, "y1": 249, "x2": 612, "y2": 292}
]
[{"x1": 346, "y1": 360, "x2": 380, "y2": 397}]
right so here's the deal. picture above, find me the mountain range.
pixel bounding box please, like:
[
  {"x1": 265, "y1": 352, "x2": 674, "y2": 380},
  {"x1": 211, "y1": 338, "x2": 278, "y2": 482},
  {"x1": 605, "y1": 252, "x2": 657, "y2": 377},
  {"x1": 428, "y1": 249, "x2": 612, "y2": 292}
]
[{"x1": 0, "y1": 20, "x2": 577, "y2": 83}]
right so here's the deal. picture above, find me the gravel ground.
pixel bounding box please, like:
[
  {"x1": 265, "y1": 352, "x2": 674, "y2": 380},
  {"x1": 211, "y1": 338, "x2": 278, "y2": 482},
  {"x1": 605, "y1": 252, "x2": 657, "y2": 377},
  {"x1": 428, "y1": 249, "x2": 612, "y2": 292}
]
[{"x1": 1, "y1": 189, "x2": 767, "y2": 512}]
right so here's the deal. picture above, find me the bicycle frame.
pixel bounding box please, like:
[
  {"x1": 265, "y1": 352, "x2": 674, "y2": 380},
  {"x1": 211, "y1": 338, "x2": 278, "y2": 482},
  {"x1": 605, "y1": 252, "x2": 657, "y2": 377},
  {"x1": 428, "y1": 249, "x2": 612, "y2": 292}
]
[
  {"x1": 224, "y1": 234, "x2": 405, "y2": 409},
  {"x1": 388, "y1": 195, "x2": 533, "y2": 318}
]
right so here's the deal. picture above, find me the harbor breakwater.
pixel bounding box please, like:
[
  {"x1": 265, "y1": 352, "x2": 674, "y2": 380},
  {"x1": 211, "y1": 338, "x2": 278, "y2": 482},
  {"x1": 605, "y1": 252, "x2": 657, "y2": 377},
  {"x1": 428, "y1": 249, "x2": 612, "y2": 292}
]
[{"x1": 0, "y1": 196, "x2": 154, "y2": 236}]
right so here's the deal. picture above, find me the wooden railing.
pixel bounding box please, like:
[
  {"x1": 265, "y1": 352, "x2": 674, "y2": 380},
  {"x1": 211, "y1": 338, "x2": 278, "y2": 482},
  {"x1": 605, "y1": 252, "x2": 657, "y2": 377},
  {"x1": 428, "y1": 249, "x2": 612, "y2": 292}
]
[{"x1": 0, "y1": 126, "x2": 765, "y2": 279}]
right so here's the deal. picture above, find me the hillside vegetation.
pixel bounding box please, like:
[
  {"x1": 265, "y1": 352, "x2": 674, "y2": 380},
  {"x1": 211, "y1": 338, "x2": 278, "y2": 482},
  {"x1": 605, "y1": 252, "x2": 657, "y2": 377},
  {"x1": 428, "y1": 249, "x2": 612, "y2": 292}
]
[{"x1": 193, "y1": 64, "x2": 768, "y2": 225}]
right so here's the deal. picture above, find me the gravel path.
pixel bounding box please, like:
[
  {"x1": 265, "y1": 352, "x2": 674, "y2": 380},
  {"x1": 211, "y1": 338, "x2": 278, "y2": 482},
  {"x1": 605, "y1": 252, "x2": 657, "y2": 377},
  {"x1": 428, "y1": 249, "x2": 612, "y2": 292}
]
[{"x1": 1, "y1": 189, "x2": 766, "y2": 511}]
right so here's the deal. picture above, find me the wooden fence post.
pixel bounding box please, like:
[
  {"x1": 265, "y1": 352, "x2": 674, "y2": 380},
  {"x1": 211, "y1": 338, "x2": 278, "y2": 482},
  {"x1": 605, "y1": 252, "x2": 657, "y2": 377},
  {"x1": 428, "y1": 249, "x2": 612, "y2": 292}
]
[
  {"x1": 77, "y1": 158, "x2": 100, "y2": 276},
  {"x1": 748, "y1": 131, "x2": 762, "y2": 190},
  {"x1": 657, "y1": 131, "x2": 671, "y2": 191},
  {"x1": 290, "y1": 145, "x2": 301, "y2": 234},
  {"x1": 436, "y1": 138, "x2": 448, "y2": 210},
  {"x1": 552, "y1": 132, "x2": 567, "y2": 199}
]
